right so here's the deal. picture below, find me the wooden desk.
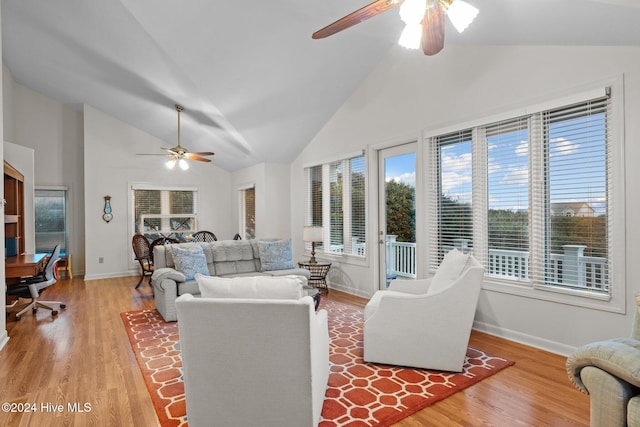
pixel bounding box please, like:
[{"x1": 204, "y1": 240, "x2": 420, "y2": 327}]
[{"x1": 5, "y1": 253, "x2": 46, "y2": 280}]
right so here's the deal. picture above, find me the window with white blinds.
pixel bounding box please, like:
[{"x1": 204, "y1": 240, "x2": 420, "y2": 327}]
[
  {"x1": 486, "y1": 118, "x2": 530, "y2": 280},
  {"x1": 132, "y1": 187, "x2": 197, "y2": 241},
  {"x1": 426, "y1": 86, "x2": 617, "y2": 301},
  {"x1": 305, "y1": 154, "x2": 366, "y2": 258},
  {"x1": 429, "y1": 130, "x2": 473, "y2": 268},
  {"x1": 534, "y1": 97, "x2": 610, "y2": 292}
]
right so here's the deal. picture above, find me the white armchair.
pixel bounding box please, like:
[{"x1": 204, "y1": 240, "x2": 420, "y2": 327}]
[
  {"x1": 175, "y1": 292, "x2": 330, "y2": 427},
  {"x1": 363, "y1": 249, "x2": 484, "y2": 372}
]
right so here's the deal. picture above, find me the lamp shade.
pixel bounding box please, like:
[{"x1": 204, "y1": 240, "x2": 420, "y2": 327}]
[{"x1": 303, "y1": 226, "x2": 324, "y2": 242}]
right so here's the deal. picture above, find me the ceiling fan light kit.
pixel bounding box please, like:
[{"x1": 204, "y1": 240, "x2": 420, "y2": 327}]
[
  {"x1": 314, "y1": 0, "x2": 478, "y2": 56},
  {"x1": 399, "y1": 0, "x2": 478, "y2": 52},
  {"x1": 440, "y1": 0, "x2": 479, "y2": 33},
  {"x1": 139, "y1": 103, "x2": 214, "y2": 169}
]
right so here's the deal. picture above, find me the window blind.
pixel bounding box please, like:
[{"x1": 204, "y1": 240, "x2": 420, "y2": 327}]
[
  {"x1": 426, "y1": 88, "x2": 613, "y2": 299},
  {"x1": 350, "y1": 156, "x2": 366, "y2": 256},
  {"x1": 133, "y1": 188, "x2": 197, "y2": 240},
  {"x1": 485, "y1": 117, "x2": 530, "y2": 280},
  {"x1": 428, "y1": 130, "x2": 473, "y2": 271},
  {"x1": 531, "y1": 95, "x2": 611, "y2": 292},
  {"x1": 304, "y1": 154, "x2": 366, "y2": 257}
]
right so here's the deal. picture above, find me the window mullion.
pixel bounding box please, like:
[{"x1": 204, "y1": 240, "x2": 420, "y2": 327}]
[
  {"x1": 472, "y1": 127, "x2": 488, "y2": 267},
  {"x1": 529, "y1": 113, "x2": 546, "y2": 288},
  {"x1": 342, "y1": 159, "x2": 353, "y2": 255},
  {"x1": 322, "y1": 164, "x2": 332, "y2": 253}
]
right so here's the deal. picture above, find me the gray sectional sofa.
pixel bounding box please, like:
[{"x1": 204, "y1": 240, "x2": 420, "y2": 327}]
[{"x1": 151, "y1": 239, "x2": 311, "y2": 321}]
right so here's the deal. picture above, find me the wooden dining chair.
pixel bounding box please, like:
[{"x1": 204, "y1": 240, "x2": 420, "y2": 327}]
[
  {"x1": 191, "y1": 230, "x2": 217, "y2": 242},
  {"x1": 132, "y1": 234, "x2": 153, "y2": 288}
]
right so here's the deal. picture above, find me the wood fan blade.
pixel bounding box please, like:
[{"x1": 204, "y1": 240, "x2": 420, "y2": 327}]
[
  {"x1": 422, "y1": 1, "x2": 445, "y2": 56},
  {"x1": 313, "y1": 0, "x2": 403, "y2": 39},
  {"x1": 185, "y1": 154, "x2": 212, "y2": 162},
  {"x1": 189, "y1": 152, "x2": 215, "y2": 156}
]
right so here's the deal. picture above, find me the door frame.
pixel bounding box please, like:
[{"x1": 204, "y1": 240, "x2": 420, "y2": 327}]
[{"x1": 377, "y1": 142, "x2": 418, "y2": 291}]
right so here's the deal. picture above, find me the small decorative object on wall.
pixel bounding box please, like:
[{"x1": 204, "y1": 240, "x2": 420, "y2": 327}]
[{"x1": 103, "y1": 195, "x2": 113, "y2": 223}]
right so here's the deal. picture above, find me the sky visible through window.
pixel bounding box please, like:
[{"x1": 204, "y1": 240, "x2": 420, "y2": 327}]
[
  {"x1": 436, "y1": 114, "x2": 606, "y2": 215},
  {"x1": 385, "y1": 153, "x2": 416, "y2": 187}
]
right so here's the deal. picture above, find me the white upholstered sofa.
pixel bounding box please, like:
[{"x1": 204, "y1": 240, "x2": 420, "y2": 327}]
[
  {"x1": 151, "y1": 239, "x2": 311, "y2": 321},
  {"x1": 175, "y1": 275, "x2": 330, "y2": 427}
]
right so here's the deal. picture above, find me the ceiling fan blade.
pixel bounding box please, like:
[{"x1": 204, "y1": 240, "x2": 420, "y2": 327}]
[
  {"x1": 422, "y1": 1, "x2": 445, "y2": 56},
  {"x1": 185, "y1": 154, "x2": 212, "y2": 162},
  {"x1": 313, "y1": 0, "x2": 403, "y2": 39},
  {"x1": 189, "y1": 152, "x2": 215, "y2": 156}
]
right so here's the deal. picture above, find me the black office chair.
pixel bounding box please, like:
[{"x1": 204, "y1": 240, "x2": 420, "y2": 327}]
[{"x1": 7, "y1": 244, "x2": 66, "y2": 320}]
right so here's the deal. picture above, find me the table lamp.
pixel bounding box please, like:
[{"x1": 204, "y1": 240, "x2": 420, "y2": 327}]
[{"x1": 303, "y1": 226, "x2": 324, "y2": 264}]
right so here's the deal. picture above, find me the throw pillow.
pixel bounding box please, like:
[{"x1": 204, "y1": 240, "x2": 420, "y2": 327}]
[
  {"x1": 196, "y1": 274, "x2": 303, "y2": 300},
  {"x1": 171, "y1": 245, "x2": 209, "y2": 280},
  {"x1": 428, "y1": 248, "x2": 470, "y2": 295},
  {"x1": 258, "y1": 239, "x2": 294, "y2": 271}
]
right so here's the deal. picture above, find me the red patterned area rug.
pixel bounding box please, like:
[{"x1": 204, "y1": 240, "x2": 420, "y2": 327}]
[{"x1": 121, "y1": 299, "x2": 514, "y2": 427}]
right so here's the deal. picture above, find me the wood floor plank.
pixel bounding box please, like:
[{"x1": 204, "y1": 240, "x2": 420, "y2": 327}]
[{"x1": 0, "y1": 278, "x2": 590, "y2": 426}]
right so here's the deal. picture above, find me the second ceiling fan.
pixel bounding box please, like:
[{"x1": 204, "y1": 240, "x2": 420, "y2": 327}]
[{"x1": 313, "y1": 0, "x2": 479, "y2": 56}]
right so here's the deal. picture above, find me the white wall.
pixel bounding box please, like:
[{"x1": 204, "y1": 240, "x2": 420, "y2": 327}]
[
  {"x1": 231, "y1": 162, "x2": 291, "y2": 240},
  {"x1": 83, "y1": 105, "x2": 232, "y2": 279},
  {"x1": 291, "y1": 45, "x2": 640, "y2": 354},
  {"x1": 3, "y1": 142, "x2": 35, "y2": 254},
  {"x1": 2, "y1": 70, "x2": 86, "y2": 274}
]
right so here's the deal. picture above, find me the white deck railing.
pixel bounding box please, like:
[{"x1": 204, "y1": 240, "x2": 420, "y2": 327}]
[{"x1": 386, "y1": 238, "x2": 607, "y2": 290}]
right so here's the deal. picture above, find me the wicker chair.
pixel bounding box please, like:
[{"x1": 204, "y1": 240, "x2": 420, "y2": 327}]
[
  {"x1": 132, "y1": 234, "x2": 153, "y2": 288},
  {"x1": 191, "y1": 230, "x2": 217, "y2": 242}
]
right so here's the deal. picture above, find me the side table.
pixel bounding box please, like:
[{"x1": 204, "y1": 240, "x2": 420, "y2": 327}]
[{"x1": 298, "y1": 261, "x2": 331, "y2": 292}]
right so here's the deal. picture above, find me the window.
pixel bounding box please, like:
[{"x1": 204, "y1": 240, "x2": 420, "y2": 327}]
[
  {"x1": 35, "y1": 188, "x2": 68, "y2": 254},
  {"x1": 240, "y1": 186, "x2": 256, "y2": 239},
  {"x1": 486, "y1": 118, "x2": 530, "y2": 280},
  {"x1": 426, "y1": 84, "x2": 621, "y2": 305},
  {"x1": 433, "y1": 130, "x2": 473, "y2": 266},
  {"x1": 132, "y1": 186, "x2": 198, "y2": 242},
  {"x1": 305, "y1": 154, "x2": 366, "y2": 257}
]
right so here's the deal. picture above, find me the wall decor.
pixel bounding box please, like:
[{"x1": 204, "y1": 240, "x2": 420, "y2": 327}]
[{"x1": 103, "y1": 195, "x2": 113, "y2": 223}]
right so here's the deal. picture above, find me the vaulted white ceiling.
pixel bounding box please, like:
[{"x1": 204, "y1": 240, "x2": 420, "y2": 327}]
[{"x1": 3, "y1": 0, "x2": 639, "y2": 171}]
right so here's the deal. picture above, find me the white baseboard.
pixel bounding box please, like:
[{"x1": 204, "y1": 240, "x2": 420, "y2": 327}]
[
  {"x1": 0, "y1": 331, "x2": 9, "y2": 352},
  {"x1": 84, "y1": 271, "x2": 135, "y2": 281},
  {"x1": 327, "y1": 281, "x2": 370, "y2": 299},
  {"x1": 473, "y1": 320, "x2": 577, "y2": 357}
]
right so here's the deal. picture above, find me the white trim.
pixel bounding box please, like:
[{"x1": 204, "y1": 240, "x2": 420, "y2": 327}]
[
  {"x1": 0, "y1": 331, "x2": 9, "y2": 352},
  {"x1": 236, "y1": 182, "x2": 255, "y2": 191},
  {"x1": 35, "y1": 185, "x2": 68, "y2": 191},
  {"x1": 423, "y1": 78, "x2": 617, "y2": 138},
  {"x1": 301, "y1": 149, "x2": 365, "y2": 169},
  {"x1": 473, "y1": 320, "x2": 577, "y2": 357},
  {"x1": 130, "y1": 182, "x2": 198, "y2": 192}
]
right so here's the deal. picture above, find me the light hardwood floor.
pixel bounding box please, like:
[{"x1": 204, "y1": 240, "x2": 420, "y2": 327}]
[{"x1": 1, "y1": 276, "x2": 590, "y2": 426}]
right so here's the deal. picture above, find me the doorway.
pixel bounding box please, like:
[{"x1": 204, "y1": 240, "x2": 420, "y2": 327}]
[{"x1": 378, "y1": 143, "x2": 417, "y2": 290}]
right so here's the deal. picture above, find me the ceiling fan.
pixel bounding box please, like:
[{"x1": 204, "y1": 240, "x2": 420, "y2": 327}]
[
  {"x1": 139, "y1": 104, "x2": 215, "y2": 170},
  {"x1": 313, "y1": 0, "x2": 479, "y2": 56}
]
